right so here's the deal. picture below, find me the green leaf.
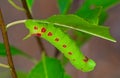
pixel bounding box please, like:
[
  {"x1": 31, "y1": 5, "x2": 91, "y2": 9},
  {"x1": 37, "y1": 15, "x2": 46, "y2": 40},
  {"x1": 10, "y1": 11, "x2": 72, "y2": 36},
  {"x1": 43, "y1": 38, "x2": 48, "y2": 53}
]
[
  {"x1": 81, "y1": 0, "x2": 120, "y2": 9},
  {"x1": 0, "y1": 43, "x2": 24, "y2": 56},
  {"x1": 99, "y1": 11, "x2": 108, "y2": 25},
  {"x1": 28, "y1": 53, "x2": 64, "y2": 78},
  {"x1": 45, "y1": 14, "x2": 116, "y2": 42},
  {"x1": 57, "y1": 0, "x2": 73, "y2": 14},
  {"x1": 47, "y1": 14, "x2": 90, "y2": 26},
  {"x1": 75, "y1": 0, "x2": 120, "y2": 24},
  {"x1": 75, "y1": 6, "x2": 102, "y2": 25},
  {"x1": 26, "y1": 0, "x2": 34, "y2": 13}
]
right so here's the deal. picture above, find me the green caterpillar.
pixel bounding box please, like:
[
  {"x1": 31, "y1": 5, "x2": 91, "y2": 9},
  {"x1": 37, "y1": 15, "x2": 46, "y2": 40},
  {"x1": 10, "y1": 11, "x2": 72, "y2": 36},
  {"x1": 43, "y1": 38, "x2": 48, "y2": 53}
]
[{"x1": 24, "y1": 20, "x2": 96, "y2": 72}]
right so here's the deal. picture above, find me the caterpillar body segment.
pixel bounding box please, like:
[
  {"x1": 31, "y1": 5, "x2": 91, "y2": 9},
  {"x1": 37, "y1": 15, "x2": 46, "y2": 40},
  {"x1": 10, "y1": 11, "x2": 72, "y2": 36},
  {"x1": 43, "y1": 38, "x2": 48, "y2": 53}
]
[{"x1": 24, "y1": 20, "x2": 96, "y2": 72}]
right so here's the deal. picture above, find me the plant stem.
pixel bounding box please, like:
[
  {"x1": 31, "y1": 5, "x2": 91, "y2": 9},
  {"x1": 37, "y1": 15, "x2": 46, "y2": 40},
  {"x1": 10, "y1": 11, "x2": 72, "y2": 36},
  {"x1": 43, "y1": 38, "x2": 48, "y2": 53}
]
[
  {"x1": 0, "y1": 9, "x2": 18, "y2": 78},
  {"x1": 8, "y1": 0, "x2": 25, "y2": 11},
  {"x1": 0, "y1": 63, "x2": 10, "y2": 68},
  {"x1": 42, "y1": 53, "x2": 48, "y2": 78},
  {"x1": 21, "y1": 0, "x2": 46, "y2": 53},
  {"x1": 6, "y1": 20, "x2": 26, "y2": 29}
]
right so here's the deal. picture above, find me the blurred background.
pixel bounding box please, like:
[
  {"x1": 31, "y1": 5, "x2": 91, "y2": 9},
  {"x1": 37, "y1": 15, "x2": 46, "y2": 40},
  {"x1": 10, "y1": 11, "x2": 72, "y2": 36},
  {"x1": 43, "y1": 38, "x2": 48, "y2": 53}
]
[{"x1": 0, "y1": 0, "x2": 120, "y2": 78}]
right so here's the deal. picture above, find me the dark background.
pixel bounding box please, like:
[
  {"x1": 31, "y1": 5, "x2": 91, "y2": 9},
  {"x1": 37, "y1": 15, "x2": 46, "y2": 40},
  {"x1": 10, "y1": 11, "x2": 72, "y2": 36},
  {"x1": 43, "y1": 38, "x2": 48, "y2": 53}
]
[{"x1": 0, "y1": 0, "x2": 120, "y2": 78}]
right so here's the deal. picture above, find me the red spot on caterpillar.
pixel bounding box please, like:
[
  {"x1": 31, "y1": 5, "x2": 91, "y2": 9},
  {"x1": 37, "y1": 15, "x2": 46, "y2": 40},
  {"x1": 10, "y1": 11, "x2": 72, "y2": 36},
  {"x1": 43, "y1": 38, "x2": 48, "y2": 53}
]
[
  {"x1": 34, "y1": 26, "x2": 38, "y2": 30},
  {"x1": 63, "y1": 45, "x2": 67, "y2": 48},
  {"x1": 41, "y1": 27, "x2": 46, "y2": 33},
  {"x1": 68, "y1": 52, "x2": 72, "y2": 55},
  {"x1": 48, "y1": 32, "x2": 52, "y2": 36},
  {"x1": 32, "y1": 33, "x2": 41, "y2": 37},
  {"x1": 55, "y1": 38, "x2": 59, "y2": 42},
  {"x1": 36, "y1": 33, "x2": 41, "y2": 37},
  {"x1": 83, "y1": 56, "x2": 89, "y2": 62}
]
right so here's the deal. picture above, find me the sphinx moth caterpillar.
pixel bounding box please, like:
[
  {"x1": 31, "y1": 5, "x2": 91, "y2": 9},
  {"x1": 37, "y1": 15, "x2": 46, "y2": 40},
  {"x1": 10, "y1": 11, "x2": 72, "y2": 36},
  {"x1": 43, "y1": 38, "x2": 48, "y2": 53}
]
[{"x1": 24, "y1": 20, "x2": 96, "y2": 72}]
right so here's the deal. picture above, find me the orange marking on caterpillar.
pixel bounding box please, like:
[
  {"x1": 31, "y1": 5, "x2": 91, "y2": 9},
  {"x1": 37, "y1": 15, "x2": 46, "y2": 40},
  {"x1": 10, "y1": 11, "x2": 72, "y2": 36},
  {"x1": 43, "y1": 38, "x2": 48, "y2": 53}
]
[
  {"x1": 83, "y1": 56, "x2": 89, "y2": 62},
  {"x1": 68, "y1": 52, "x2": 72, "y2": 55},
  {"x1": 36, "y1": 33, "x2": 41, "y2": 37},
  {"x1": 55, "y1": 38, "x2": 59, "y2": 42},
  {"x1": 48, "y1": 32, "x2": 52, "y2": 36},
  {"x1": 32, "y1": 33, "x2": 41, "y2": 37},
  {"x1": 34, "y1": 26, "x2": 38, "y2": 30},
  {"x1": 41, "y1": 27, "x2": 46, "y2": 33},
  {"x1": 63, "y1": 44, "x2": 67, "y2": 48}
]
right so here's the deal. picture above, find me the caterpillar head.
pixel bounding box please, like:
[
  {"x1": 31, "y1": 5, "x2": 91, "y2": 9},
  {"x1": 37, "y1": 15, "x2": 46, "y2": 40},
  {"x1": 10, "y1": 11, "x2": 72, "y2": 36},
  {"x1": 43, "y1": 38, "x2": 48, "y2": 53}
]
[{"x1": 23, "y1": 20, "x2": 43, "y2": 40}]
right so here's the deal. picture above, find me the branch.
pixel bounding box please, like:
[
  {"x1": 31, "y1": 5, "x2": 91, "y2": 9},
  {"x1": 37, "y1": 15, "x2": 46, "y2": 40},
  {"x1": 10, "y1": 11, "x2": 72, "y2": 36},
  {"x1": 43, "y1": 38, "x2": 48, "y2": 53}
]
[{"x1": 0, "y1": 9, "x2": 18, "y2": 78}]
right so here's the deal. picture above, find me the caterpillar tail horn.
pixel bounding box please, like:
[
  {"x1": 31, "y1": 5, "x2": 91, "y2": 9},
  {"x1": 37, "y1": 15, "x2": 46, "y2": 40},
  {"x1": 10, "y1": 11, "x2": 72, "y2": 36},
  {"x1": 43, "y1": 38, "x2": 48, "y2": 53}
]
[{"x1": 23, "y1": 34, "x2": 31, "y2": 40}]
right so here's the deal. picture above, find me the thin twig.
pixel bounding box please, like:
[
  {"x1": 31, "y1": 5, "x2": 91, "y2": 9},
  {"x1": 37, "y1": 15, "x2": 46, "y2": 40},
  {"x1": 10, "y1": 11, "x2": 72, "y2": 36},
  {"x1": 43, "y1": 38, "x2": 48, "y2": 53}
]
[
  {"x1": 8, "y1": 0, "x2": 25, "y2": 11},
  {"x1": 0, "y1": 9, "x2": 18, "y2": 78},
  {"x1": 21, "y1": 0, "x2": 46, "y2": 53},
  {"x1": 0, "y1": 63, "x2": 10, "y2": 68},
  {"x1": 6, "y1": 20, "x2": 26, "y2": 29}
]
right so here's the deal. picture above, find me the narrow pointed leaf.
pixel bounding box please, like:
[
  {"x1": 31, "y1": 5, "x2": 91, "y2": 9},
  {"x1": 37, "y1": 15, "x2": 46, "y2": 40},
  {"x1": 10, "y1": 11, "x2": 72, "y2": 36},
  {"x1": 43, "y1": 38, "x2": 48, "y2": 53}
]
[{"x1": 46, "y1": 15, "x2": 116, "y2": 42}]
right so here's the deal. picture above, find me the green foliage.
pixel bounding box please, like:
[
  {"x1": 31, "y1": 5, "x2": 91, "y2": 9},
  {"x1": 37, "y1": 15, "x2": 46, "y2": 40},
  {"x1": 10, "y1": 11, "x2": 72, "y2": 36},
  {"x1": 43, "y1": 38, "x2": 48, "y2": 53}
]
[
  {"x1": 26, "y1": 0, "x2": 34, "y2": 13},
  {"x1": 28, "y1": 53, "x2": 71, "y2": 78},
  {"x1": 5, "y1": 0, "x2": 119, "y2": 78},
  {"x1": 75, "y1": 0, "x2": 120, "y2": 25},
  {"x1": 46, "y1": 14, "x2": 116, "y2": 42},
  {"x1": 99, "y1": 11, "x2": 108, "y2": 25},
  {"x1": 0, "y1": 43, "x2": 24, "y2": 56},
  {"x1": 47, "y1": 14, "x2": 89, "y2": 26},
  {"x1": 74, "y1": 0, "x2": 119, "y2": 45},
  {"x1": 57, "y1": 0, "x2": 73, "y2": 14},
  {"x1": 76, "y1": 5, "x2": 102, "y2": 25},
  {"x1": 81, "y1": 0, "x2": 120, "y2": 9}
]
